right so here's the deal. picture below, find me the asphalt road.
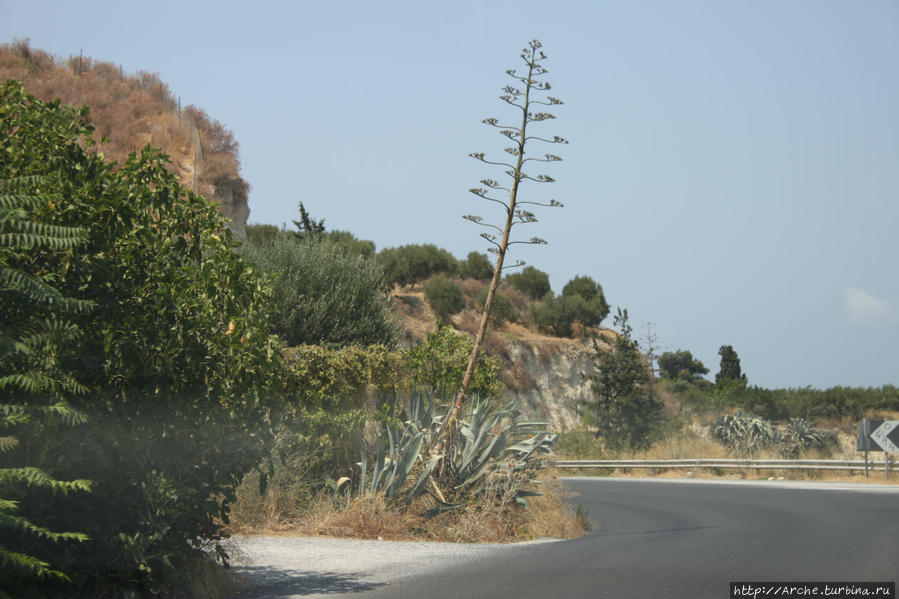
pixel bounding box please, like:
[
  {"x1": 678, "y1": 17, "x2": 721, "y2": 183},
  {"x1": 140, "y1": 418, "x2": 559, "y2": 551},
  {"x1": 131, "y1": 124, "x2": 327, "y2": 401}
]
[{"x1": 235, "y1": 478, "x2": 899, "y2": 599}]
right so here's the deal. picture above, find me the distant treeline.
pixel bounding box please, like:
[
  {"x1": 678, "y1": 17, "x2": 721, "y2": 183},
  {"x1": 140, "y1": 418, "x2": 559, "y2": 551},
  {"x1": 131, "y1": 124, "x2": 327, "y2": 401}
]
[
  {"x1": 670, "y1": 380, "x2": 899, "y2": 421},
  {"x1": 730, "y1": 385, "x2": 899, "y2": 421}
]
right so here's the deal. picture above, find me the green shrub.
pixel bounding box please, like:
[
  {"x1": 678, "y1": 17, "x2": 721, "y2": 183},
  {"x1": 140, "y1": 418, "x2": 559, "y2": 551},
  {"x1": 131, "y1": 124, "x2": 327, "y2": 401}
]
[
  {"x1": 556, "y1": 430, "x2": 606, "y2": 459},
  {"x1": 458, "y1": 251, "x2": 494, "y2": 281},
  {"x1": 248, "y1": 345, "x2": 406, "y2": 511},
  {"x1": 424, "y1": 276, "x2": 465, "y2": 321},
  {"x1": 561, "y1": 275, "x2": 610, "y2": 326},
  {"x1": 532, "y1": 275, "x2": 609, "y2": 336},
  {"x1": 0, "y1": 176, "x2": 93, "y2": 593},
  {"x1": 327, "y1": 230, "x2": 376, "y2": 258},
  {"x1": 377, "y1": 244, "x2": 458, "y2": 287},
  {"x1": 583, "y1": 309, "x2": 661, "y2": 451},
  {"x1": 505, "y1": 266, "x2": 551, "y2": 300},
  {"x1": 476, "y1": 286, "x2": 517, "y2": 324},
  {"x1": 0, "y1": 80, "x2": 283, "y2": 596},
  {"x1": 239, "y1": 235, "x2": 398, "y2": 347},
  {"x1": 658, "y1": 350, "x2": 709, "y2": 383},
  {"x1": 406, "y1": 324, "x2": 504, "y2": 399},
  {"x1": 245, "y1": 223, "x2": 283, "y2": 246}
]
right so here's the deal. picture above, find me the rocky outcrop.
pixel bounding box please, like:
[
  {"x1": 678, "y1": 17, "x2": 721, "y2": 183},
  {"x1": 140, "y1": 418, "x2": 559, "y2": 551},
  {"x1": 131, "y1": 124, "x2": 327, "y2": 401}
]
[
  {"x1": 495, "y1": 335, "x2": 608, "y2": 432},
  {"x1": 213, "y1": 176, "x2": 250, "y2": 239}
]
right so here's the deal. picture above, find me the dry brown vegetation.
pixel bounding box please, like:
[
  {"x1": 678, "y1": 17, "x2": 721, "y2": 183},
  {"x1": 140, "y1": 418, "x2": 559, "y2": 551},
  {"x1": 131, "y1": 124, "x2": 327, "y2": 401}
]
[
  {"x1": 558, "y1": 410, "x2": 899, "y2": 485},
  {"x1": 0, "y1": 39, "x2": 247, "y2": 223},
  {"x1": 228, "y1": 473, "x2": 586, "y2": 543}
]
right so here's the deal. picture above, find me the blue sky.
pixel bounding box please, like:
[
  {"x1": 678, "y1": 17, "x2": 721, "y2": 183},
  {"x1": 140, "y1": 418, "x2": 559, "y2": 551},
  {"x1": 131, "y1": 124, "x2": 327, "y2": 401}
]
[{"x1": 3, "y1": 0, "x2": 897, "y2": 389}]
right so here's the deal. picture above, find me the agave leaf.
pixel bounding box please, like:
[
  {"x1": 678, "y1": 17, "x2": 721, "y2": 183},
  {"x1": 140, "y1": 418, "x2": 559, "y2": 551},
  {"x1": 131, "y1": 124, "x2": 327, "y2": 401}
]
[
  {"x1": 516, "y1": 490, "x2": 543, "y2": 498},
  {"x1": 460, "y1": 411, "x2": 503, "y2": 473},
  {"x1": 514, "y1": 420, "x2": 551, "y2": 428},
  {"x1": 387, "y1": 427, "x2": 396, "y2": 463},
  {"x1": 386, "y1": 432, "x2": 424, "y2": 498},
  {"x1": 357, "y1": 451, "x2": 367, "y2": 497},
  {"x1": 458, "y1": 455, "x2": 495, "y2": 491},
  {"x1": 476, "y1": 429, "x2": 508, "y2": 469},
  {"x1": 424, "y1": 502, "x2": 466, "y2": 518},
  {"x1": 371, "y1": 434, "x2": 385, "y2": 494},
  {"x1": 410, "y1": 454, "x2": 443, "y2": 498}
]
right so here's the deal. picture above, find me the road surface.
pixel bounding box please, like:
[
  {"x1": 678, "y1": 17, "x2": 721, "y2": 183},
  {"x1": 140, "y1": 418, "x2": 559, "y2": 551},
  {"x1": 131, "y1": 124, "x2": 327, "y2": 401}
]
[{"x1": 233, "y1": 477, "x2": 899, "y2": 598}]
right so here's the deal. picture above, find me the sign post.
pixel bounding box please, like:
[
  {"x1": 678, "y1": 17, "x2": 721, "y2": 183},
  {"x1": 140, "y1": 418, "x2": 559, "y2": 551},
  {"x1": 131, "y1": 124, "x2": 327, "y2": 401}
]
[{"x1": 858, "y1": 419, "x2": 899, "y2": 481}]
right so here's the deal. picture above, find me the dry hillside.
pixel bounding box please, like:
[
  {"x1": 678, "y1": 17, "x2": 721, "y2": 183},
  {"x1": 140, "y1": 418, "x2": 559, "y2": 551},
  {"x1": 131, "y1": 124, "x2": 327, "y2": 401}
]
[
  {"x1": 392, "y1": 278, "x2": 618, "y2": 430},
  {"x1": 0, "y1": 39, "x2": 249, "y2": 236}
]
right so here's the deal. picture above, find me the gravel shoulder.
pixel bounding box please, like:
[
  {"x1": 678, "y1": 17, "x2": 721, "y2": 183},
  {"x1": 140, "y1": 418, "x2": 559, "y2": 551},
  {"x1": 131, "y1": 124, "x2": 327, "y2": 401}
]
[{"x1": 225, "y1": 534, "x2": 559, "y2": 599}]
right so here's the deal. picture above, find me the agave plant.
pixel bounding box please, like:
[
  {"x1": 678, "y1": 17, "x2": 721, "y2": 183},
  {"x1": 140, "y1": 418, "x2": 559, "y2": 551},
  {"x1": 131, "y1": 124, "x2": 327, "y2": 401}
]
[
  {"x1": 781, "y1": 418, "x2": 833, "y2": 458},
  {"x1": 711, "y1": 410, "x2": 780, "y2": 457},
  {"x1": 355, "y1": 389, "x2": 555, "y2": 510},
  {"x1": 443, "y1": 395, "x2": 555, "y2": 508},
  {"x1": 356, "y1": 397, "x2": 431, "y2": 499}
]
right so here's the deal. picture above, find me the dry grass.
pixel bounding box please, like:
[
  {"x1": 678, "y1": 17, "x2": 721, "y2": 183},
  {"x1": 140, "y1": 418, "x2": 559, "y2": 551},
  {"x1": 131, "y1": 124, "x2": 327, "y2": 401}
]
[
  {"x1": 228, "y1": 473, "x2": 587, "y2": 543},
  {"x1": 502, "y1": 358, "x2": 538, "y2": 394},
  {"x1": 559, "y1": 419, "x2": 899, "y2": 485},
  {"x1": 0, "y1": 40, "x2": 246, "y2": 219}
]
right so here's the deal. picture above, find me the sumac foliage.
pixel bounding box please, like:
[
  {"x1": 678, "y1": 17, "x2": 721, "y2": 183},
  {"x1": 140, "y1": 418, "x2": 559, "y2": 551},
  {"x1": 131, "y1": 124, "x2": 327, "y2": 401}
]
[{"x1": 0, "y1": 79, "x2": 282, "y2": 596}]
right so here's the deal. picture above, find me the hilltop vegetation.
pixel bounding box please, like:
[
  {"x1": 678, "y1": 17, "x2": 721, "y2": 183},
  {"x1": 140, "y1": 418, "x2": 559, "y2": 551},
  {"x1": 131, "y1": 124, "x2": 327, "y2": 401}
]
[{"x1": 0, "y1": 40, "x2": 249, "y2": 235}]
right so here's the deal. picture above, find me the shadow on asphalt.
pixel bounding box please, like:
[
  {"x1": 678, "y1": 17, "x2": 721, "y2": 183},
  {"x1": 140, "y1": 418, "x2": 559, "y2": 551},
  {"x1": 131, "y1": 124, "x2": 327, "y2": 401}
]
[
  {"x1": 596, "y1": 525, "x2": 719, "y2": 537},
  {"x1": 233, "y1": 566, "x2": 382, "y2": 597}
]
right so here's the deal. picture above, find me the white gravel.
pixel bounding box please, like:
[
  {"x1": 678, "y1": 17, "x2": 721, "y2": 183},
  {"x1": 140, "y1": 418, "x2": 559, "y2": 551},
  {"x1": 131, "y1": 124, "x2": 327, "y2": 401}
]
[{"x1": 225, "y1": 535, "x2": 558, "y2": 599}]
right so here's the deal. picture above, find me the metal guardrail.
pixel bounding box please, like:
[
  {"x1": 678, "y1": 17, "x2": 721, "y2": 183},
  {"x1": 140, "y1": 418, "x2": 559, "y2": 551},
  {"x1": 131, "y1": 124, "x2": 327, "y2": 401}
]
[{"x1": 553, "y1": 458, "x2": 894, "y2": 473}]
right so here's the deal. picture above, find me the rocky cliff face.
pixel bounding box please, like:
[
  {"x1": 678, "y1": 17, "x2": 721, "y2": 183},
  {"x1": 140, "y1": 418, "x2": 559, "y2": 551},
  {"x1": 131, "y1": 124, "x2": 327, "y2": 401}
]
[
  {"x1": 500, "y1": 337, "x2": 597, "y2": 431},
  {"x1": 212, "y1": 176, "x2": 250, "y2": 239},
  {"x1": 393, "y1": 286, "x2": 614, "y2": 433},
  {"x1": 485, "y1": 332, "x2": 615, "y2": 432}
]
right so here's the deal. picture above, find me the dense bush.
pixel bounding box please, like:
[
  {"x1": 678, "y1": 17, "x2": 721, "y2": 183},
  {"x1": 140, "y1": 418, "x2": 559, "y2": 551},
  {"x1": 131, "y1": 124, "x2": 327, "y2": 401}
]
[
  {"x1": 0, "y1": 80, "x2": 283, "y2": 596},
  {"x1": 476, "y1": 286, "x2": 518, "y2": 325},
  {"x1": 424, "y1": 276, "x2": 465, "y2": 321},
  {"x1": 377, "y1": 243, "x2": 458, "y2": 287},
  {"x1": 729, "y1": 385, "x2": 899, "y2": 421},
  {"x1": 245, "y1": 223, "x2": 283, "y2": 246},
  {"x1": 238, "y1": 235, "x2": 398, "y2": 347},
  {"x1": 583, "y1": 310, "x2": 661, "y2": 451},
  {"x1": 406, "y1": 324, "x2": 504, "y2": 399},
  {"x1": 505, "y1": 266, "x2": 551, "y2": 300},
  {"x1": 532, "y1": 294, "x2": 604, "y2": 337},
  {"x1": 327, "y1": 230, "x2": 376, "y2": 258},
  {"x1": 232, "y1": 331, "x2": 506, "y2": 527},
  {"x1": 271, "y1": 345, "x2": 405, "y2": 495},
  {"x1": 458, "y1": 251, "x2": 494, "y2": 281},
  {"x1": 0, "y1": 175, "x2": 93, "y2": 591},
  {"x1": 562, "y1": 276, "x2": 603, "y2": 302},
  {"x1": 658, "y1": 350, "x2": 709, "y2": 384},
  {"x1": 532, "y1": 275, "x2": 609, "y2": 336}
]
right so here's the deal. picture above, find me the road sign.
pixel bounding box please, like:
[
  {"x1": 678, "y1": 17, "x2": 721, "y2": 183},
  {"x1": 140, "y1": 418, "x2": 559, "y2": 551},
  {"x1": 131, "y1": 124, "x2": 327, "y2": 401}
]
[{"x1": 858, "y1": 420, "x2": 899, "y2": 453}]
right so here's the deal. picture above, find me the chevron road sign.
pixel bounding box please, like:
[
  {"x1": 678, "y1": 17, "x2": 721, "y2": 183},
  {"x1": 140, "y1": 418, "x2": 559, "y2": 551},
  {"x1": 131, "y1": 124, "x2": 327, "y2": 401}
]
[{"x1": 858, "y1": 420, "x2": 899, "y2": 453}]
